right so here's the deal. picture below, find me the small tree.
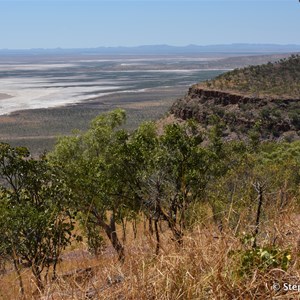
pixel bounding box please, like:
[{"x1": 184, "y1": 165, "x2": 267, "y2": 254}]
[
  {"x1": 49, "y1": 109, "x2": 144, "y2": 262},
  {"x1": 0, "y1": 143, "x2": 74, "y2": 292},
  {"x1": 138, "y1": 121, "x2": 213, "y2": 245}
]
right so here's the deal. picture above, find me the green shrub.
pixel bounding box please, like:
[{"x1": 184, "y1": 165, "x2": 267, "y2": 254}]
[
  {"x1": 237, "y1": 246, "x2": 291, "y2": 276},
  {"x1": 233, "y1": 234, "x2": 292, "y2": 277}
]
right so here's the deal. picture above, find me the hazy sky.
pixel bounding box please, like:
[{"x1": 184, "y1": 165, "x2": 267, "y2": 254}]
[{"x1": 0, "y1": 0, "x2": 299, "y2": 49}]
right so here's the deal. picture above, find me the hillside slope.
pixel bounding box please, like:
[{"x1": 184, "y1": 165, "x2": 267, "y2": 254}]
[{"x1": 170, "y1": 54, "x2": 300, "y2": 141}]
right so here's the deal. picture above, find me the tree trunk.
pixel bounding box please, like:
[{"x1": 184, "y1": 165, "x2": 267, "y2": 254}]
[
  {"x1": 253, "y1": 182, "x2": 265, "y2": 248},
  {"x1": 121, "y1": 218, "x2": 127, "y2": 243},
  {"x1": 158, "y1": 204, "x2": 183, "y2": 245},
  {"x1": 97, "y1": 214, "x2": 125, "y2": 263},
  {"x1": 143, "y1": 215, "x2": 147, "y2": 233},
  {"x1": 13, "y1": 258, "x2": 24, "y2": 297},
  {"x1": 154, "y1": 220, "x2": 160, "y2": 255},
  {"x1": 132, "y1": 219, "x2": 137, "y2": 239},
  {"x1": 52, "y1": 258, "x2": 58, "y2": 281},
  {"x1": 32, "y1": 265, "x2": 44, "y2": 292},
  {"x1": 148, "y1": 217, "x2": 154, "y2": 235}
]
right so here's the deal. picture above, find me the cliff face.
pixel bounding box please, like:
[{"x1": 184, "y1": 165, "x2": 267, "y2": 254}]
[{"x1": 170, "y1": 84, "x2": 300, "y2": 141}]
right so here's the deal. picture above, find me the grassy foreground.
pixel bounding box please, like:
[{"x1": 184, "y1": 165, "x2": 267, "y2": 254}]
[{"x1": 1, "y1": 205, "x2": 300, "y2": 300}]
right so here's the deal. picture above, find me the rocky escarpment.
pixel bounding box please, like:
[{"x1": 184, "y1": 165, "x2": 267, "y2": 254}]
[{"x1": 170, "y1": 84, "x2": 300, "y2": 141}]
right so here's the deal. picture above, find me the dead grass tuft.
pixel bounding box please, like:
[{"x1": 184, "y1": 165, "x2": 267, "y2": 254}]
[{"x1": 1, "y1": 208, "x2": 300, "y2": 299}]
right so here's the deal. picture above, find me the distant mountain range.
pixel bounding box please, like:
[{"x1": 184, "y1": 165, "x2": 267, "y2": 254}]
[{"x1": 1, "y1": 44, "x2": 300, "y2": 55}]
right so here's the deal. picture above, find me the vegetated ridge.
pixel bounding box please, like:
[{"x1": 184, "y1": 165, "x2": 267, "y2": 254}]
[{"x1": 170, "y1": 54, "x2": 300, "y2": 141}]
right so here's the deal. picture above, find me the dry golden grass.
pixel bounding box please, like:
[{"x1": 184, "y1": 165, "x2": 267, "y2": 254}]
[{"x1": 1, "y1": 206, "x2": 300, "y2": 300}]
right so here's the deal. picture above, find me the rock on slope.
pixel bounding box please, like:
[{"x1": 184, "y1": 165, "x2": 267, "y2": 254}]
[{"x1": 169, "y1": 55, "x2": 300, "y2": 141}]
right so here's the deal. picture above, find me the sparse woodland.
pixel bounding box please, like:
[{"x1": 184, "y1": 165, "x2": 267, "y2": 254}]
[
  {"x1": 171, "y1": 55, "x2": 300, "y2": 144},
  {"x1": 1, "y1": 108, "x2": 300, "y2": 299},
  {"x1": 203, "y1": 54, "x2": 300, "y2": 98}
]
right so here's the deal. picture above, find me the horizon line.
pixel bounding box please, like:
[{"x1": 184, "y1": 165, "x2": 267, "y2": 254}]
[{"x1": 1, "y1": 43, "x2": 300, "y2": 51}]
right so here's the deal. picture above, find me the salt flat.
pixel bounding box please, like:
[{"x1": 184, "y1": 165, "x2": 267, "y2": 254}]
[
  {"x1": 0, "y1": 55, "x2": 225, "y2": 115},
  {"x1": 0, "y1": 93, "x2": 13, "y2": 101},
  {"x1": 0, "y1": 53, "x2": 291, "y2": 154}
]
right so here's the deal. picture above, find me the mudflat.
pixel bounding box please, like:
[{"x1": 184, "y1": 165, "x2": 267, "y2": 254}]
[
  {"x1": 0, "y1": 93, "x2": 13, "y2": 101},
  {"x1": 0, "y1": 87, "x2": 185, "y2": 155}
]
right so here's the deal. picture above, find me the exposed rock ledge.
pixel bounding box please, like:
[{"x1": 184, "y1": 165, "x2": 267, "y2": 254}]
[{"x1": 169, "y1": 85, "x2": 300, "y2": 141}]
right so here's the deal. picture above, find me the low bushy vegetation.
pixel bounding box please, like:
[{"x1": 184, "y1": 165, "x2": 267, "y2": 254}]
[
  {"x1": 204, "y1": 54, "x2": 300, "y2": 98},
  {"x1": 1, "y1": 109, "x2": 300, "y2": 299}
]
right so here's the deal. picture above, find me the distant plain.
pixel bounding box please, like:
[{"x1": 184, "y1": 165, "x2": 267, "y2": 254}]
[{"x1": 0, "y1": 53, "x2": 291, "y2": 154}]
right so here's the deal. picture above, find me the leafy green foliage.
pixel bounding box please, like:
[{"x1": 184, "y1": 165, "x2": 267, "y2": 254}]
[
  {"x1": 235, "y1": 234, "x2": 292, "y2": 276},
  {"x1": 0, "y1": 143, "x2": 74, "y2": 290},
  {"x1": 49, "y1": 110, "x2": 216, "y2": 251},
  {"x1": 48, "y1": 109, "x2": 141, "y2": 261},
  {"x1": 3, "y1": 107, "x2": 300, "y2": 293},
  {"x1": 84, "y1": 223, "x2": 106, "y2": 257},
  {"x1": 139, "y1": 121, "x2": 213, "y2": 240}
]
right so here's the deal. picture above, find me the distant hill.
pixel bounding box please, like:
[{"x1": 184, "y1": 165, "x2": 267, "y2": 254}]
[
  {"x1": 201, "y1": 54, "x2": 300, "y2": 99},
  {"x1": 1, "y1": 44, "x2": 300, "y2": 56},
  {"x1": 170, "y1": 55, "x2": 300, "y2": 142}
]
